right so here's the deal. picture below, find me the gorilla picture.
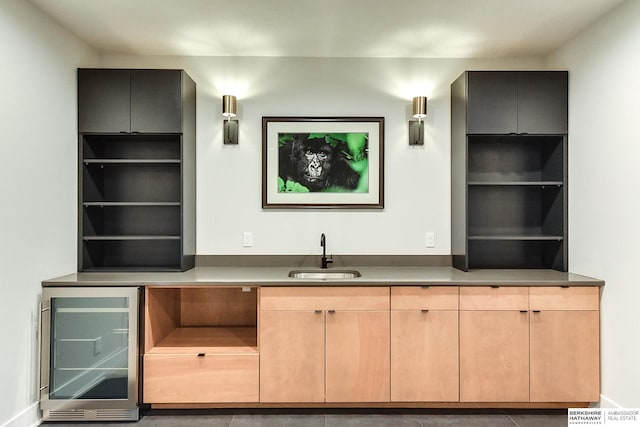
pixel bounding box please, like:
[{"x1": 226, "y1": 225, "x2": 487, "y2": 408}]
[{"x1": 278, "y1": 133, "x2": 369, "y2": 193}]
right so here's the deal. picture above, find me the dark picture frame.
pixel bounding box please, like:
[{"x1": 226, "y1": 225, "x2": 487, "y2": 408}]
[{"x1": 262, "y1": 117, "x2": 384, "y2": 209}]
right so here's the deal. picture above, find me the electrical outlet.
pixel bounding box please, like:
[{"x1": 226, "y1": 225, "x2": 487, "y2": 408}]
[
  {"x1": 425, "y1": 232, "x2": 435, "y2": 248},
  {"x1": 243, "y1": 232, "x2": 253, "y2": 247},
  {"x1": 94, "y1": 336, "x2": 102, "y2": 355}
]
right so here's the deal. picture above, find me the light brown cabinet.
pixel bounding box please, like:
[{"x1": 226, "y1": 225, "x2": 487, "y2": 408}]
[
  {"x1": 529, "y1": 287, "x2": 600, "y2": 402},
  {"x1": 460, "y1": 287, "x2": 530, "y2": 402},
  {"x1": 259, "y1": 310, "x2": 325, "y2": 402},
  {"x1": 460, "y1": 286, "x2": 600, "y2": 403},
  {"x1": 390, "y1": 286, "x2": 459, "y2": 402},
  {"x1": 259, "y1": 287, "x2": 390, "y2": 403},
  {"x1": 140, "y1": 284, "x2": 599, "y2": 407},
  {"x1": 143, "y1": 287, "x2": 259, "y2": 404},
  {"x1": 325, "y1": 310, "x2": 390, "y2": 402}
]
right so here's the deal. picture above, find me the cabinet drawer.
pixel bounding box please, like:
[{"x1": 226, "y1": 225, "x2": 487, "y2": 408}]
[
  {"x1": 460, "y1": 286, "x2": 528, "y2": 310},
  {"x1": 529, "y1": 287, "x2": 599, "y2": 311},
  {"x1": 260, "y1": 287, "x2": 389, "y2": 311},
  {"x1": 391, "y1": 286, "x2": 458, "y2": 310},
  {"x1": 143, "y1": 354, "x2": 259, "y2": 403}
]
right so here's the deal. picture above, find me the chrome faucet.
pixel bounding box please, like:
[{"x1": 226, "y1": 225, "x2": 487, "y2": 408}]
[{"x1": 320, "y1": 233, "x2": 333, "y2": 269}]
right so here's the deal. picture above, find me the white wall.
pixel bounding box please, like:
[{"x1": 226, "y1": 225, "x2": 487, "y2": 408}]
[
  {"x1": 101, "y1": 55, "x2": 543, "y2": 256},
  {"x1": 547, "y1": 0, "x2": 640, "y2": 408},
  {"x1": 0, "y1": 1, "x2": 97, "y2": 426}
]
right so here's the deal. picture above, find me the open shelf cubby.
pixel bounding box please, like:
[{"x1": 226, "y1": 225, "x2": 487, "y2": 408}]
[
  {"x1": 467, "y1": 184, "x2": 564, "y2": 238},
  {"x1": 82, "y1": 134, "x2": 181, "y2": 160},
  {"x1": 82, "y1": 162, "x2": 181, "y2": 204},
  {"x1": 468, "y1": 239, "x2": 565, "y2": 270},
  {"x1": 467, "y1": 135, "x2": 564, "y2": 183},
  {"x1": 81, "y1": 239, "x2": 182, "y2": 271},
  {"x1": 144, "y1": 287, "x2": 258, "y2": 355},
  {"x1": 82, "y1": 205, "x2": 181, "y2": 237}
]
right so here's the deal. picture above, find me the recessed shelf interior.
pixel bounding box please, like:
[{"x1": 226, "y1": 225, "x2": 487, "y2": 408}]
[
  {"x1": 145, "y1": 288, "x2": 258, "y2": 354},
  {"x1": 468, "y1": 239, "x2": 565, "y2": 270},
  {"x1": 83, "y1": 205, "x2": 181, "y2": 237},
  {"x1": 82, "y1": 239, "x2": 181, "y2": 271},
  {"x1": 468, "y1": 135, "x2": 564, "y2": 183},
  {"x1": 83, "y1": 163, "x2": 180, "y2": 203},
  {"x1": 468, "y1": 185, "x2": 563, "y2": 237},
  {"x1": 83, "y1": 134, "x2": 181, "y2": 160}
]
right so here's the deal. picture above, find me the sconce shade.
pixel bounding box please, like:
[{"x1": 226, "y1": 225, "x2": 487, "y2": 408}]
[
  {"x1": 222, "y1": 95, "x2": 237, "y2": 118},
  {"x1": 412, "y1": 96, "x2": 427, "y2": 119}
]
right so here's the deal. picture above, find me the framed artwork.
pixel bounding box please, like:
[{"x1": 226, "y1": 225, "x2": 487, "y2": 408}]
[{"x1": 262, "y1": 117, "x2": 384, "y2": 209}]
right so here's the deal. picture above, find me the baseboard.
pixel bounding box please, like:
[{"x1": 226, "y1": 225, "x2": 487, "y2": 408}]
[
  {"x1": 1, "y1": 402, "x2": 41, "y2": 427},
  {"x1": 596, "y1": 394, "x2": 621, "y2": 408}
]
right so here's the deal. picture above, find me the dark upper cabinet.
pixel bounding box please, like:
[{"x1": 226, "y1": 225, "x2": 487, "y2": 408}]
[
  {"x1": 78, "y1": 69, "x2": 131, "y2": 133},
  {"x1": 466, "y1": 71, "x2": 568, "y2": 134},
  {"x1": 130, "y1": 70, "x2": 182, "y2": 133},
  {"x1": 517, "y1": 72, "x2": 568, "y2": 134},
  {"x1": 467, "y1": 72, "x2": 518, "y2": 134},
  {"x1": 78, "y1": 69, "x2": 184, "y2": 133}
]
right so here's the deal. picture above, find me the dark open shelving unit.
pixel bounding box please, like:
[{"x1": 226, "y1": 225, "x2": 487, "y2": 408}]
[
  {"x1": 78, "y1": 69, "x2": 195, "y2": 272},
  {"x1": 451, "y1": 71, "x2": 568, "y2": 271}
]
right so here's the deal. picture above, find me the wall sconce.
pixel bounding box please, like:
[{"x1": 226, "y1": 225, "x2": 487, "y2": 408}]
[
  {"x1": 409, "y1": 96, "x2": 427, "y2": 145},
  {"x1": 222, "y1": 95, "x2": 238, "y2": 145}
]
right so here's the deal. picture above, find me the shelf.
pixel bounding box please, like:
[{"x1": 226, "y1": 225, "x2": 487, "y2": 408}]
[
  {"x1": 55, "y1": 307, "x2": 129, "y2": 313},
  {"x1": 55, "y1": 367, "x2": 128, "y2": 371},
  {"x1": 147, "y1": 327, "x2": 258, "y2": 355},
  {"x1": 83, "y1": 235, "x2": 180, "y2": 241},
  {"x1": 83, "y1": 202, "x2": 181, "y2": 207},
  {"x1": 468, "y1": 235, "x2": 563, "y2": 241},
  {"x1": 83, "y1": 159, "x2": 180, "y2": 164},
  {"x1": 469, "y1": 181, "x2": 563, "y2": 187}
]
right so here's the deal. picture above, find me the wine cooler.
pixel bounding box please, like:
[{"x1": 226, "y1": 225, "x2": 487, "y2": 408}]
[{"x1": 39, "y1": 287, "x2": 139, "y2": 421}]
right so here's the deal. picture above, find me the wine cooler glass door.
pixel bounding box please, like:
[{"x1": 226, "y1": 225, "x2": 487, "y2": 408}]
[{"x1": 40, "y1": 287, "x2": 138, "y2": 416}]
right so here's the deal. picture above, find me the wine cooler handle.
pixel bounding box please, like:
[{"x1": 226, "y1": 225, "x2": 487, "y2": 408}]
[{"x1": 38, "y1": 303, "x2": 51, "y2": 399}]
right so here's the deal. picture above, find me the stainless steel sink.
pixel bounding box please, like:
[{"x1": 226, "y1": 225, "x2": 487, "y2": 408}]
[{"x1": 288, "y1": 270, "x2": 361, "y2": 280}]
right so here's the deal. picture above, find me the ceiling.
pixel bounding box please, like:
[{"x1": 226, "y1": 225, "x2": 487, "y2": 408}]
[{"x1": 29, "y1": 0, "x2": 625, "y2": 58}]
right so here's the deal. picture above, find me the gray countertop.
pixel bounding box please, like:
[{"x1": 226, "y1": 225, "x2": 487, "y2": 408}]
[{"x1": 42, "y1": 266, "x2": 604, "y2": 287}]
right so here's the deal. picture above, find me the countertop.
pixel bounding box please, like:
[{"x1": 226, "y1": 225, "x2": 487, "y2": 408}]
[{"x1": 42, "y1": 266, "x2": 604, "y2": 287}]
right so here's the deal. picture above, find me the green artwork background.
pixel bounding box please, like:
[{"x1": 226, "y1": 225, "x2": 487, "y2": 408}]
[{"x1": 278, "y1": 133, "x2": 369, "y2": 193}]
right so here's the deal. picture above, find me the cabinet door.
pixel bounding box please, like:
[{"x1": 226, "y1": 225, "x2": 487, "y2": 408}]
[
  {"x1": 517, "y1": 72, "x2": 568, "y2": 134},
  {"x1": 78, "y1": 69, "x2": 131, "y2": 133},
  {"x1": 530, "y1": 310, "x2": 599, "y2": 402},
  {"x1": 325, "y1": 311, "x2": 390, "y2": 402},
  {"x1": 391, "y1": 310, "x2": 458, "y2": 401},
  {"x1": 460, "y1": 310, "x2": 529, "y2": 402},
  {"x1": 467, "y1": 71, "x2": 518, "y2": 134},
  {"x1": 130, "y1": 70, "x2": 182, "y2": 133},
  {"x1": 259, "y1": 310, "x2": 325, "y2": 402}
]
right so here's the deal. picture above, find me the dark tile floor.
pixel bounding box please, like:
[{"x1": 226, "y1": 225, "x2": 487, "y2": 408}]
[{"x1": 44, "y1": 409, "x2": 568, "y2": 427}]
